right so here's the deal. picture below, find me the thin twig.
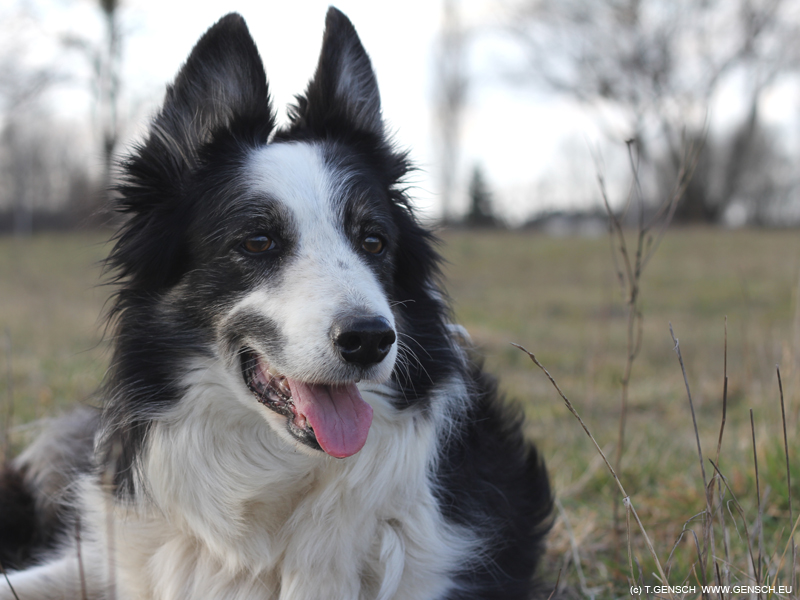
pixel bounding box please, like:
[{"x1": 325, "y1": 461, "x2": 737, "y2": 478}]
[
  {"x1": 715, "y1": 316, "x2": 731, "y2": 588},
  {"x1": 716, "y1": 318, "x2": 729, "y2": 463},
  {"x1": 750, "y1": 409, "x2": 763, "y2": 596},
  {"x1": 594, "y1": 136, "x2": 702, "y2": 555},
  {"x1": 546, "y1": 567, "x2": 563, "y2": 600},
  {"x1": 669, "y1": 323, "x2": 711, "y2": 595},
  {"x1": 777, "y1": 365, "x2": 795, "y2": 588},
  {"x1": 512, "y1": 343, "x2": 674, "y2": 599},
  {"x1": 596, "y1": 158, "x2": 643, "y2": 547},
  {"x1": 626, "y1": 496, "x2": 634, "y2": 586},
  {"x1": 0, "y1": 559, "x2": 20, "y2": 600},
  {"x1": 639, "y1": 134, "x2": 704, "y2": 272},
  {"x1": 709, "y1": 460, "x2": 760, "y2": 589},
  {"x1": 670, "y1": 323, "x2": 709, "y2": 491},
  {"x1": 665, "y1": 511, "x2": 706, "y2": 578}
]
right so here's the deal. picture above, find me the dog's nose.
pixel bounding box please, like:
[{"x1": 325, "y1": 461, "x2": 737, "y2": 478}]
[{"x1": 331, "y1": 316, "x2": 396, "y2": 367}]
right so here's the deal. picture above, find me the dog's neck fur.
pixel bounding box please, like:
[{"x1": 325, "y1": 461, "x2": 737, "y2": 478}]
[{"x1": 91, "y1": 357, "x2": 474, "y2": 600}]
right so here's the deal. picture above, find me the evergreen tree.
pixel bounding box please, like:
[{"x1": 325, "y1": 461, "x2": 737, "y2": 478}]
[{"x1": 465, "y1": 164, "x2": 497, "y2": 227}]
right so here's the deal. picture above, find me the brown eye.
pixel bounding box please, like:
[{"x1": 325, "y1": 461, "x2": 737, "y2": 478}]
[
  {"x1": 361, "y1": 235, "x2": 385, "y2": 255},
  {"x1": 242, "y1": 235, "x2": 276, "y2": 254}
]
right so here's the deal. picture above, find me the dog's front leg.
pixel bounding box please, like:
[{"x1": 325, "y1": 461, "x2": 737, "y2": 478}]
[{"x1": 0, "y1": 551, "x2": 108, "y2": 600}]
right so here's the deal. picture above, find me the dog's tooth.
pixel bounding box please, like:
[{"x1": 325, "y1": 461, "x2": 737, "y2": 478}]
[
  {"x1": 253, "y1": 365, "x2": 270, "y2": 388},
  {"x1": 277, "y1": 378, "x2": 291, "y2": 397}
]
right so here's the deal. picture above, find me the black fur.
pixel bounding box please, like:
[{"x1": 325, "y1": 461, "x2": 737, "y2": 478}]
[
  {"x1": 6, "y1": 8, "x2": 552, "y2": 598},
  {"x1": 99, "y1": 14, "x2": 276, "y2": 493},
  {"x1": 100, "y1": 8, "x2": 463, "y2": 493},
  {"x1": 0, "y1": 464, "x2": 38, "y2": 570},
  {"x1": 437, "y1": 366, "x2": 553, "y2": 599}
]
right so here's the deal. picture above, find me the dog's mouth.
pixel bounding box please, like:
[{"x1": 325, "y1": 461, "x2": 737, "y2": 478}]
[{"x1": 241, "y1": 349, "x2": 373, "y2": 458}]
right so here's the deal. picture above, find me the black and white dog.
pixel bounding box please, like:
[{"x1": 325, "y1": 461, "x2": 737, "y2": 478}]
[{"x1": 0, "y1": 9, "x2": 551, "y2": 599}]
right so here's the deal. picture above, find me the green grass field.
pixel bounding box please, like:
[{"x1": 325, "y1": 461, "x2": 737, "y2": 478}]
[{"x1": 2, "y1": 227, "x2": 800, "y2": 597}]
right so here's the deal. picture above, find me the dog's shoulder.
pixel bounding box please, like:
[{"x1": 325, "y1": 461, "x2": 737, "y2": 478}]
[{"x1": 435, "y1": 360, "x2": 553, "y2": 598}]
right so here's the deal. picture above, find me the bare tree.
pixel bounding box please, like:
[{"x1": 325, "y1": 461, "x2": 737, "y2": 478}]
[
  {"x1": 0, "y1": 7, "x2": 59, "y2": 115},
  {"x1": 0, "y1": 2, "x2": 114, "y2": 233},
  {"x1": 0, "y1": 5, "x2": 63, "y2": 234},
  {"x1": 0, "y1": 107, "x2": 96, "y2": 233},
  {"x1": 63, "y1": 0, "x2": 124, "y2": 196},
  {"x1": 434, "y1": 0, "x2": 469, "y2": 223},
  {"x1": 507, "y1": 0, "x2": 800, "y2": 222},
  {"x1": 657, "y1": 96, "x2": 792, "y2": 224}
]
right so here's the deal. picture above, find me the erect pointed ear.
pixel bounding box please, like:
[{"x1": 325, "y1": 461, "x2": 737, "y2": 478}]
[
  {"x1": 292, "y1": 7, "x2": 383, "y2": 136},
  {"x1": 153, "y1": 13, "x2": 274, "y2": 163},
  {"x1": 111, "y1": 14, "x2": 273, "y2": 295}
]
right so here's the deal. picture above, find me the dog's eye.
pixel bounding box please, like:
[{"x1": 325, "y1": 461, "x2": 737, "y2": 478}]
[
  {"x1": 361, "y1": 235, "x2": 385, "y2": 255},
  {"x1": 242, "y1": 235, "x2": 277, "y2": 255}
]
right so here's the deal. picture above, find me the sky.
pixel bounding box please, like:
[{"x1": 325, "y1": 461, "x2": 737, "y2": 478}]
[
  {"x1": 9, "y1": 0, "x2": 800, "y2": 222},
  {"x1": 10, "y1": 0, "x2": 604, "y2": 222}
]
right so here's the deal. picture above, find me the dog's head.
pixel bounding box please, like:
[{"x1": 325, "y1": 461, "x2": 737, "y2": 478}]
[{"x1": 106, "y1": 9, "x2": 457, "y2": 468}]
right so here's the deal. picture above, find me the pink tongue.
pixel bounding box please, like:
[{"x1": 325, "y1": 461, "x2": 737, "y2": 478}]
[{"x1": 287, "y1": 380, "x2": 373, "y2": 458}]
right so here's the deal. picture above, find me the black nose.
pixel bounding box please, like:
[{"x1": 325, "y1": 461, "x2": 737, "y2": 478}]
[{"x1": 331, "y1": 316, "x2": 396, "y2": 367}]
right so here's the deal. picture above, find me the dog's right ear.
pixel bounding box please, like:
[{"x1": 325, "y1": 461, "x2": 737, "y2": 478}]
[
  {"x1": 153, "y1": 13, "x2": 275, "y2": 164},
  {"x1": 112, "y1": 14, "x2": 273, "y2": 295}
]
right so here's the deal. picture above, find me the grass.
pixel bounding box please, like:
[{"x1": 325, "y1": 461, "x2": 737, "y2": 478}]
[
  {"x1": 442, "y1": 227, "x2": 800, "y2": 597},
  {"x1": 3, "y1": 227, "x2": 800, "y2": 597},
  {"x1": 0, "y1": 232, "x2": 110, "y2": 438}
]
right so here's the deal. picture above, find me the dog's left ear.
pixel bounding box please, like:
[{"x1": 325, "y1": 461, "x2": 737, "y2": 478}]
[{"x1": 291, "y1": 7, "x2": 383, "y2": 136}]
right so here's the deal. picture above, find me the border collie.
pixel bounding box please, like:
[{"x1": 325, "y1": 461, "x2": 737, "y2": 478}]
[{"x1": 0, "y1": 8, "x2": 551, "y2": 599}]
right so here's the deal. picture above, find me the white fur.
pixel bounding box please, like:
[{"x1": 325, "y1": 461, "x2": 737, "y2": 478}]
[
  {"x1": 2, "y1": 140, "x2": 480, "y2": 600},
  {"x1": 239, "y1": 142, "x2": 397, "y2": 385},
  {"x1": 2, "y1": 359, "x2": 476, "y2": 600}
]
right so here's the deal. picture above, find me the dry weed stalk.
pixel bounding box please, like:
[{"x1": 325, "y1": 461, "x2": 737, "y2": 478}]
[
  {"x1": 711, "y1": 317, "x2": 731, "y2": 589},
  {"x1": 546, "y1": 567, "x2": 563, "y2": 600},
  {"x1": 709, "y1": 460, "x2": 761, "y2": 591},
  {"x1": 750, "y1": 409, "x2": 763, "y2": 592},
  {"x1": 0, "y1": 560, "x2": 19, "y2": 600},
  {"x1": 670, "y1": 320, "x2": 800, "y2": 598},
  {"x1": 777, "y1": 366, "x2": 796, "y2": 588},
  {"x1": 670, "y1": 323, "x2": 715, "y2": 596},
  {"x1": 596, "y1": 136, "x2": 701, "y2": 539},
  {"x1": 513, "y1": 343, "x2": 675, "y2": 600}
]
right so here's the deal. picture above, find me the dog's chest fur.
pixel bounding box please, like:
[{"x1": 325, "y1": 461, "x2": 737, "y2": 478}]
[{"x1": 90, "y1": 362, "x2": 473, "y2": 600}]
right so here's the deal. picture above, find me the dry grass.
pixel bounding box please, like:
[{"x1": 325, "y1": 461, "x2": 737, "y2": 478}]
[
  {"x1": 3, "y1": 227, "x2": 800, "y2": 598},
  {"x1": 0, "y1": 232, "x2": 110, "y2": 453},
  {"x1": 442, "y1": 227, "x2": 800, "y2": 598}
]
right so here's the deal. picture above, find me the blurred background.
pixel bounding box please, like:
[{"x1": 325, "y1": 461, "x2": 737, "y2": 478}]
[
  {"x1": 3, "y1": 0, "x2": 800, "y2": 230},
  {"x1": 4, "y1": 0, "x2": 800, "y2": 597}
]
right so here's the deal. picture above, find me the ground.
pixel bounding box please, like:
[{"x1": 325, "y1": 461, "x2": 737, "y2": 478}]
[{"x1": 3, "y1": 227, "x2": 800, "y2": 598}]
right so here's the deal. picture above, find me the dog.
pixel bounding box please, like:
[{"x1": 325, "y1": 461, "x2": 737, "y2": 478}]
[{"x1": 0, "y1": 8, "x2": 552, "y2": 599}]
